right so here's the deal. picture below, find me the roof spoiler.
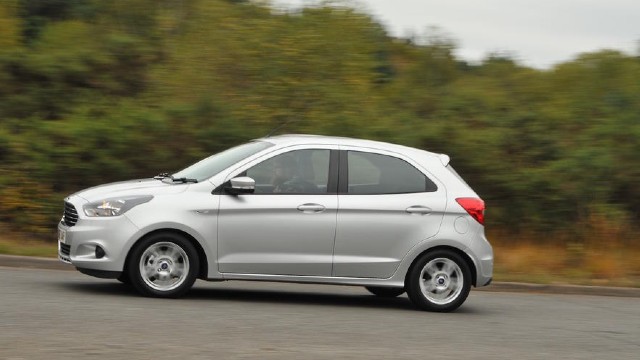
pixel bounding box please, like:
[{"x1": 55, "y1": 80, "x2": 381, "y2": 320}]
[{"x1": 438, "y1": 154, "x2": 450, "y2": 166}]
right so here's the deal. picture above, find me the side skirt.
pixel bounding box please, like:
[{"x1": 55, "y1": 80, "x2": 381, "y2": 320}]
[{"x1": 212, "y1": 272, "x2": 405, "y2": 288}]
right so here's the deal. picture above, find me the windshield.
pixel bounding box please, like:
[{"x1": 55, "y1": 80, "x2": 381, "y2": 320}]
[{"x1": 171, "y1": 141, "x2": 273, "y2": 181}]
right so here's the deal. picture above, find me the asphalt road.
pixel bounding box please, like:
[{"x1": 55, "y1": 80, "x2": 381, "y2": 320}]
[{"x1": 1, "y1": 267, "x2": 638, "y2": 359}]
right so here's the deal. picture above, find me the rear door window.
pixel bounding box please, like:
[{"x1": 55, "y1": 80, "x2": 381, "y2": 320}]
[{"x1": 346, "y1": 151, "x2": 437, "y2": 194}]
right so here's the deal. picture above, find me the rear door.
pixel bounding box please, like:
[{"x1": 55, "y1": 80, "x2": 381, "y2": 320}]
[{"x1": 333, "y1": 149, "x2": 446, "y2": 278}]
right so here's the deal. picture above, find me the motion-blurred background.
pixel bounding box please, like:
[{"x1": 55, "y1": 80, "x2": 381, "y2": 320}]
[{"x1": 0, "y1": 0, "x2": 638, "y2": 286}]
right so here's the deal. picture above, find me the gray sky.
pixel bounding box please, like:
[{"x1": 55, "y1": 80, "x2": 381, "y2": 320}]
[{"x1": 271, "y1": 0, "x2": 640, "y2": 68}]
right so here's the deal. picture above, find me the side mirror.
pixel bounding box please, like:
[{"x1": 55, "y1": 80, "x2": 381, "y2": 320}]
[{"x1": 225, "y1": 176, "x2": 255, "y2": 195}]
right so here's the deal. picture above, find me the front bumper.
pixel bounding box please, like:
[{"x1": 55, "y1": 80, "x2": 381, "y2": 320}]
[{"x1": 57, "y1": 197, "x2": 140, "y2": 272}]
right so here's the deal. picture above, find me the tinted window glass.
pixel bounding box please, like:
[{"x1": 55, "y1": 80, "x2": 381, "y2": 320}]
[
  {"x1": 347, "y1": 151, "x2": 436, "y2": 194},
  {"x1": 247, "y1": 149, "x2": 330, "y2": 194}
]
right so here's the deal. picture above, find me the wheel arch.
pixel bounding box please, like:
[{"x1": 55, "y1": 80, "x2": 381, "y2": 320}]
[
  {"x1": 124, "y1": 228, "x2": 209, "y2": 280},
  {"x1": 404, "y1": 245, "x2": 477, "y2": 287}
]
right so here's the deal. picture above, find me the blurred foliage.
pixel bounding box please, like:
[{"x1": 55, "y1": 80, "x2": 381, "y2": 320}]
[{"x1": 0, "y1": 0, "x2": 639, "y2": 240}]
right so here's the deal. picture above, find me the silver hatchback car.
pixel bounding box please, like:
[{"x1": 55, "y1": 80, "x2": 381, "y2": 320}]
[{"x1": 58, "y1": 134, "x2": 492, "y2": 312}]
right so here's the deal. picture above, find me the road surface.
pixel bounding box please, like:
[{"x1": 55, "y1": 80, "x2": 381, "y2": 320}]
[{"x1": 1, "y1": 267, "x2": 638, "y2": 359}]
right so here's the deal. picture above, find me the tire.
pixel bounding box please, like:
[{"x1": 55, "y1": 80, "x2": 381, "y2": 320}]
[
  {"x1": 406, "y1": 250, "x2": 471, "y2": 312},
  {"x1": 127, "y1": 232, "x2": 199, "y2": 298},
  {"x1": 117, "y1": 273, "x2": 130, "y2": 285},
  {"x1": 365, "y1": 286, "x2": 405, "y2": 298}
]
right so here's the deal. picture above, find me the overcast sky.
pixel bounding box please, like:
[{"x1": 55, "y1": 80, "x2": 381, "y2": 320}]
[{"x1": 271, "y1": 0, "x2": 640, "y2": 69}]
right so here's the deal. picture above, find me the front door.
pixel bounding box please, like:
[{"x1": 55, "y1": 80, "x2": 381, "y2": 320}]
[{"x1": 217, "y1": 148, "x2": 338, "y2": 276}]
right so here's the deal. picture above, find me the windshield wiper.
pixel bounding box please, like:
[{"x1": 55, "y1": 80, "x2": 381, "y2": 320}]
[
  {"x1": 154, "y1": 172, "x2": 198, "y2": 183},
  {"x1": 170, "y1": 176, "x2": 198, "y2": 183},
  {"x1": 154, "y1": 172, "x2": 171, "y2": 180}
]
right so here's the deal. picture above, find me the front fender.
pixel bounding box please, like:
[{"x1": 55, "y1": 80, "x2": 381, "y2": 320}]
[{"x1": 123, "y1": 221, "x2": 219, "y2": 279}]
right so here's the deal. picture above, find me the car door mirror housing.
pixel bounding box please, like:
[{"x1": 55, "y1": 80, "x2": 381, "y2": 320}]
[{"x1": 225, "y1": 176, "x2": 255, "y2": 195}]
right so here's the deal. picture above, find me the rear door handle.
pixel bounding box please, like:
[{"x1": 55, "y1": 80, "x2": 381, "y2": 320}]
[
  {"x1": 297, "y1": 203, "x2": 326, "y2": 213},
  {"x1": 406, "y1": 206, "x2": 432, "y2": 215}
]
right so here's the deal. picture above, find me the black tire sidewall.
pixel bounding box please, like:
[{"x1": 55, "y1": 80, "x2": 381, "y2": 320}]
[
  {"x1": 127, "y1": 232, "x2": 199, "y2": 298},
  {"x1": 365, "y1": 286, "x2": 405, "y2": 298},
  {"x1": 117, "y1": 273, "x2": 131, "y2": 285},
  {"x1": 406, "y1": 250, "x2": 471, "y2": 312}
]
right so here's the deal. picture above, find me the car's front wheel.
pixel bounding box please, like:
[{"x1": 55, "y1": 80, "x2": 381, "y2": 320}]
[
  {"x1": 128, "y1": 232, "x2": 199, "y2": 298},
  {"x1": 406, "y1": 250, "x2": 471, "y2": 312}
]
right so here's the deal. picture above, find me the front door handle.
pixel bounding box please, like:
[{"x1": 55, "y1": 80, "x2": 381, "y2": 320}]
[
  {"x1": 297, "y1": 203, "x2": 326, "y2": 213},
  {"x1": 406, "y1": 206, "x2": 432, "y2": 215}
]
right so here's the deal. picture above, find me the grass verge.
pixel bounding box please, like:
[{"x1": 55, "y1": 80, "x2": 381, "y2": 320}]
[
  {"x1": 493, "y1": 243, "x2": 640, "y2": 288},
  {"x1": 0, "y1": 238, "x2": 57, "y2": 258},
  {"x1": 490, "y1": 226, "x2": 640, "y2": 288},
  {"x1": 0, "y1": 224, "x2": 57, "y2": 257}
]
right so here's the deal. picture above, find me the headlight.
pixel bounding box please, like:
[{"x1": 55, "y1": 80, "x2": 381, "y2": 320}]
[{"x1": 83, "y1": 195, "x2": 153, "y2": 217}]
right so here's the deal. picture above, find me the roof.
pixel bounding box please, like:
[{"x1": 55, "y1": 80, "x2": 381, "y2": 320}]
[{"x1": 259, "y1": 134, "x2": 441, "y2": 158}]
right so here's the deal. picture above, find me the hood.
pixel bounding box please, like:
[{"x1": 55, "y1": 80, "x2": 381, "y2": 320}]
[{"x1": 72, "y1": 178, "x2": 188, "y2": 203}]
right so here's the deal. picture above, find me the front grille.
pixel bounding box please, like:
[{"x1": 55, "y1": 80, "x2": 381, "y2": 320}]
[
  {"x1": 63, "y1": 202, "x2": 78, "y2": 227},
  {"x1": 60, "y1": 243, "x2": 71, "y2": 256}
]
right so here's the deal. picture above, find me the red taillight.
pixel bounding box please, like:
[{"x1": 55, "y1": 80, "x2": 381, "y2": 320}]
[{"x1": 456, "y1": 198, "x2": 485, "y2": 225}]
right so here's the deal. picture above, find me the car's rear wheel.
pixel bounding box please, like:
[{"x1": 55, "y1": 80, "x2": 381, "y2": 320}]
[
  {"x1": 365, "y1": 286, "x2": 405, "y2": 298},
  {"x1": 117, "y1": 273, "x2": 130, "y2": 285},
  {"x1": 128, "y1": 232, "x2": 199, "y2": 298},
  {"x1": 406, "y1": 250, "x2": 471, "y2": 312}
]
